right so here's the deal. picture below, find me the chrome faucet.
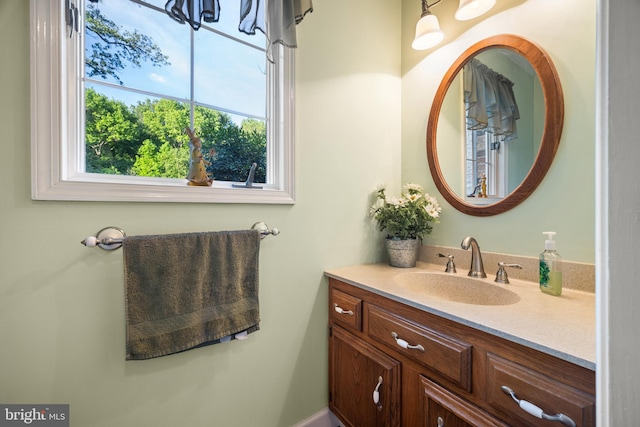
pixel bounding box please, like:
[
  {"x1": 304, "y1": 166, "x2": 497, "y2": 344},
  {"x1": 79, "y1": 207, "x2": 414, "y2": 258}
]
[{"x1": 461, "y1": 236, "x2": 487, "y2": 278}]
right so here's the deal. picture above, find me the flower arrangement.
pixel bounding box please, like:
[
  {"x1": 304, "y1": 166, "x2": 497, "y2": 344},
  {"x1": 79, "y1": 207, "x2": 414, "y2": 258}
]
[{"x1": 370, "y1": 183, "x2": 441, "y2": 240}]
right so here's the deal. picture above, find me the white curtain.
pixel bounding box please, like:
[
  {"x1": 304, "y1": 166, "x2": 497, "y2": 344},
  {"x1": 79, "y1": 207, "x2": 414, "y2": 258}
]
[
  {"x1": 165, "y1": 0, "x2": 313, "y2": 48},
  {"x1": 463, "y1": 58, "x2": 520, "y2": 142}
]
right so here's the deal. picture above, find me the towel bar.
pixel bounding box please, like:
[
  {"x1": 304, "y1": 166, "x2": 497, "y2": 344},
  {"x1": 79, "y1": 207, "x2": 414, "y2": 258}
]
[{"x1": 81, "y1": 222, "x2": 279, "y2": 251}]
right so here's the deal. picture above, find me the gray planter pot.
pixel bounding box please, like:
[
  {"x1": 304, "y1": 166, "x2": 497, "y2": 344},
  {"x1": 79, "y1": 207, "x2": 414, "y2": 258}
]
[{"x1": 385, "y1": 238, "x2": 419, "y2": 268}]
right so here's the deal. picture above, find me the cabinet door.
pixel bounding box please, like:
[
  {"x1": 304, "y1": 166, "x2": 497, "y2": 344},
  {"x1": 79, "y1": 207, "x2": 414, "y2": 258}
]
[
  {"x1": 420, "y1": 376, "x2": 509, "y2": 427},
  {"x1": 330, "y1": 326, "x2": 401, "y2": 427}
]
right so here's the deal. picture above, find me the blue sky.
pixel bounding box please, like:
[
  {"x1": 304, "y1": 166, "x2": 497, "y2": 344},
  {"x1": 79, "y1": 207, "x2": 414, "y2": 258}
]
[{"x1": 86, "y1": 0, "x2": 266, "y2": 122}]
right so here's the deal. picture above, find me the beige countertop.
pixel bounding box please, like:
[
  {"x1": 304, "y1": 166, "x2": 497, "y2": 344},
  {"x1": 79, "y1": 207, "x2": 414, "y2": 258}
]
[{"x1": 325, "y1": 262, "x2": 596, "y2": 371}]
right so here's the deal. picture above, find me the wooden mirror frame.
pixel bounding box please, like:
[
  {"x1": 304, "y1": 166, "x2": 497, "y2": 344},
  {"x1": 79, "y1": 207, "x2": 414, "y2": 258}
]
[{"x1": 427, "y1": 34, "x2": 564, "y2": 216}]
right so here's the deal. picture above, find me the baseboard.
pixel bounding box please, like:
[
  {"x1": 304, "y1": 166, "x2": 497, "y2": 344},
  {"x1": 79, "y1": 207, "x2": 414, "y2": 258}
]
[{"x1": 292, "y1": 408, "x2": 343, "y2": 427}]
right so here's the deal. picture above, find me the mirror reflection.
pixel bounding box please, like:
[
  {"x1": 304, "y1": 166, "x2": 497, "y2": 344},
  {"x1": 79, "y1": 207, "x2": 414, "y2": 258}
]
[
  {"x1": 427, "y1": 34, "x2": 564, "y2": 216},
  {"x1": 438, "y1": 48, "x2": 542, "y2": 205}
]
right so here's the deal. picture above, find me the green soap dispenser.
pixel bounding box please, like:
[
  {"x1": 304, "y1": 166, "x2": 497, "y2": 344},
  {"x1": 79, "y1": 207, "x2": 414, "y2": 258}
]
[{"x1": 539, "y1": 231, "x2": 562, "y2": 296}]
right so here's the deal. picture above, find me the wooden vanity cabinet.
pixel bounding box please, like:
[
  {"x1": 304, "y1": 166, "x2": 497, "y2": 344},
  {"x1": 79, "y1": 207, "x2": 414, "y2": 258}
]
[{"x1": 328, "y1": 277, "x2": 596, "y2": 427}]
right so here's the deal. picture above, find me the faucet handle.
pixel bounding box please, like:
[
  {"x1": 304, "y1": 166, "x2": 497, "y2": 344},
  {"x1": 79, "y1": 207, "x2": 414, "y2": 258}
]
[
  {"x1": 437, "y1": 253, "x2": 457, "y2": 273},
  {"x1": 495, "y1": 262, "x2": 522, "y2": 284}
]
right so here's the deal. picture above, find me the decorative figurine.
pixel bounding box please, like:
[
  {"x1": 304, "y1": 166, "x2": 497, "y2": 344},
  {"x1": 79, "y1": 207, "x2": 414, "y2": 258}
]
[
  {"x1": 185, "y1": 127, "x2": 213, "y2": 186},
  {"x1": 479, "y1": 174, "x2": 487, "y2": 198}
]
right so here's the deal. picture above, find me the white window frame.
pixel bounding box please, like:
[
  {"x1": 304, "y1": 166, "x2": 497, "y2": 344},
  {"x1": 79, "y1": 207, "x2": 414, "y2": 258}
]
[
  {"x1": 464, "y1": 128, "x2": 507, "y2": 202},
  {"x1": 30, "y1": 0, "x2": 295, "y2": 204}
]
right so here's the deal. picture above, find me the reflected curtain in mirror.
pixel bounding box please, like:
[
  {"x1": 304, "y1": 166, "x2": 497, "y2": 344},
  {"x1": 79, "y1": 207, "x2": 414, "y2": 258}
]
[{"x1": 463, "y1": 58, "x2": 520, "y2": 143}]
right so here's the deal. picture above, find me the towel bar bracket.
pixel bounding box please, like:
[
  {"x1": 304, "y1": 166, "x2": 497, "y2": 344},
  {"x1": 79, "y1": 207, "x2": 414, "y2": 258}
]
[
  {"x1": 251, "y1": 221, "x2": 280, "y2": 240},
  {"x1": 81, "y1": 226, "x2": 126, "y2": 251}
]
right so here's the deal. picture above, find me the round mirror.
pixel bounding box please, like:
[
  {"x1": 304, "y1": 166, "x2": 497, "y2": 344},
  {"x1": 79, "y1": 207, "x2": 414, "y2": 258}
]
[{"x1": 427, "y1": 35, "x2": 564, "y2": 216}]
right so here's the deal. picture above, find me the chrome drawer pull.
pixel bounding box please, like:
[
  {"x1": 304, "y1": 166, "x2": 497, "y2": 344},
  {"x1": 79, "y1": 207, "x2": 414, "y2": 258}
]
[
  {"x1": 437, "y1": 416, "x2": 444, "y2": 427},
  {"x1": 372, "y1": 376, "x2": 383, "y2": 411},
  {"x1": 333, "y1": 303, "x2": 353, "y2": 316},
  {"x1": 501, "y1": 386, "x2": 576, "y2": 427},
  {"x1": 391, "y1": 332, "x2": 425, "y2": 352}
]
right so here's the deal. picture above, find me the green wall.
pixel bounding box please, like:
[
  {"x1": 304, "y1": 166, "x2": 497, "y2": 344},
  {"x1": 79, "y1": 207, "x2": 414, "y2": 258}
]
[
  {"x1": 401, "y1": 0, "x2": 596, "y2": 263},
  {"x1": 0, "y1": 1, "x2": 401, "y2": 425}
]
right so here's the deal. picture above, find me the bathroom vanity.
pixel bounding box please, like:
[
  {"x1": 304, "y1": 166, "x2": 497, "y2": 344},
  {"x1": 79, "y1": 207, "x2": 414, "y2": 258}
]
[{"x1": 325, "y1": 263, "x2": 595, "y2": 427}]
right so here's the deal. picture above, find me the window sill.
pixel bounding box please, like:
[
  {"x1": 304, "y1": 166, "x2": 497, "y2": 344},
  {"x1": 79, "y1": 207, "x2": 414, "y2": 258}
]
[{"x1": 31, "y1": 174, "x2": 295, "y2": 204}]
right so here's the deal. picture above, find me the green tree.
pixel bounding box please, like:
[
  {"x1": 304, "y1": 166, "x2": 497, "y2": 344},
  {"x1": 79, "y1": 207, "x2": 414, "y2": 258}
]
[
  {"x1": 130, "y1": 140, "x2": 160, "y2": 177},
  {"x1": 85, "y1": 1, "x2": 169, "y2": 85},
  {"x1": 132, "y1": 140, "x2": 190, "y2": 178},
  {"x1": 135, "y1": 99, "x2": 191, "y2": 149},
  {"x1": 157, "y1": 142, "x2": 190, "y2": 177},
  {"x1": 191, "y1": 108, "x2": 266, "y2": 183},
  {"x1": 85, "y1": 92, "x2": 267, "y2": 181},
  {"x1": 85, "y1": 88, "x2": 144, "y2": 174},
  {"x1": 209, "y1": 119, "x2": 267, "y2": 183},
  {"x1": 241, "y1": 119, "x2": 266, "y2": 135},
  {"x1": 131, "y1": 100, "x2": 191, "y2": 178}
]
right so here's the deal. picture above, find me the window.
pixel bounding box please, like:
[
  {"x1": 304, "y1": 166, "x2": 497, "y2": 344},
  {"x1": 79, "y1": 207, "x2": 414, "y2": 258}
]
[{"x1": 30, "y1": 0, "x2": 295, "y2": 203}]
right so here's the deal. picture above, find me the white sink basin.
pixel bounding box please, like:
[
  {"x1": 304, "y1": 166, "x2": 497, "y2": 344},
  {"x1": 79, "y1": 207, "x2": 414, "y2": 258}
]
[{"x1": 393, "y1": 272, "x2": 521, "y2": 306}]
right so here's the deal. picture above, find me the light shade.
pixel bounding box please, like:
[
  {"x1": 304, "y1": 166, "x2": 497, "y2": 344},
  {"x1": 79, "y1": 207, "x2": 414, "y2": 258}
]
[
  {"x1": 455, "y1": 0, "x2": 496, "y2": 21},
  {"x1": 412, "y1": 14, "x2": 444, "y2": 50}
]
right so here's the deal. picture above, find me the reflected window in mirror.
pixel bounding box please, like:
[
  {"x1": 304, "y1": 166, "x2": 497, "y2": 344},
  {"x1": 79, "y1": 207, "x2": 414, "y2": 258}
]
[{"x1": 465, "y1": 128, "x2": 506, "y2": 201}]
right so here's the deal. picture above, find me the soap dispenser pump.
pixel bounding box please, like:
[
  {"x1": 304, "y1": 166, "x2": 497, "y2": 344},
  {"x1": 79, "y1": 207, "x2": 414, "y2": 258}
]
[{"x1": 539, "y1": 231, "x2": 562, "y2": 296}]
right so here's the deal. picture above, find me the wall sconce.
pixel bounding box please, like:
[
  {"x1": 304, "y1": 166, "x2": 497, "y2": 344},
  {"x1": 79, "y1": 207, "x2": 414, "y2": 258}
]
[{"x1": 412, "y1": 0, "x2": 496, "y2": 50}]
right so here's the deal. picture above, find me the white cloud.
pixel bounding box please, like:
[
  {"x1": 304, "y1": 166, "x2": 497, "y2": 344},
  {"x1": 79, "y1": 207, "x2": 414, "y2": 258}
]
[{"x1": 149, "y1": 73, "x2": 167, "y2": 83}]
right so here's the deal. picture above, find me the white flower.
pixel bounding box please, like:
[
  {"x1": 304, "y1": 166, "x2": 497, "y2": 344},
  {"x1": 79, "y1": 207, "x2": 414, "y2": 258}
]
[
  {"x1": 404, "y1": 183, "x2": 423, "y2": 193},
  {"x1": 405, "y1": 193, "x2": 421, "y2": 203},
  {"x1": 425, "y1": 204, "x2": 439, "y2": 218},
  {"x1": 388, "y1": 196, "x2": 404, "y2": 207},
  {"x1": 425, "y1": 194, "x2": 442, "y2": 212}
]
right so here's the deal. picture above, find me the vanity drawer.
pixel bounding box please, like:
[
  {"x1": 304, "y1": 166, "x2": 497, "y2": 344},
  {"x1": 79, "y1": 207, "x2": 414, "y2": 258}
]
[
  {"x1": 330, "y1": 288, "x2": 363, "y2": 332},
  {"x1": 367, "y1": 304, "x2": 472, "y2": 392},
  {"x1": 486, "y1": 353, "x2": 595, "y2": 427}
]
